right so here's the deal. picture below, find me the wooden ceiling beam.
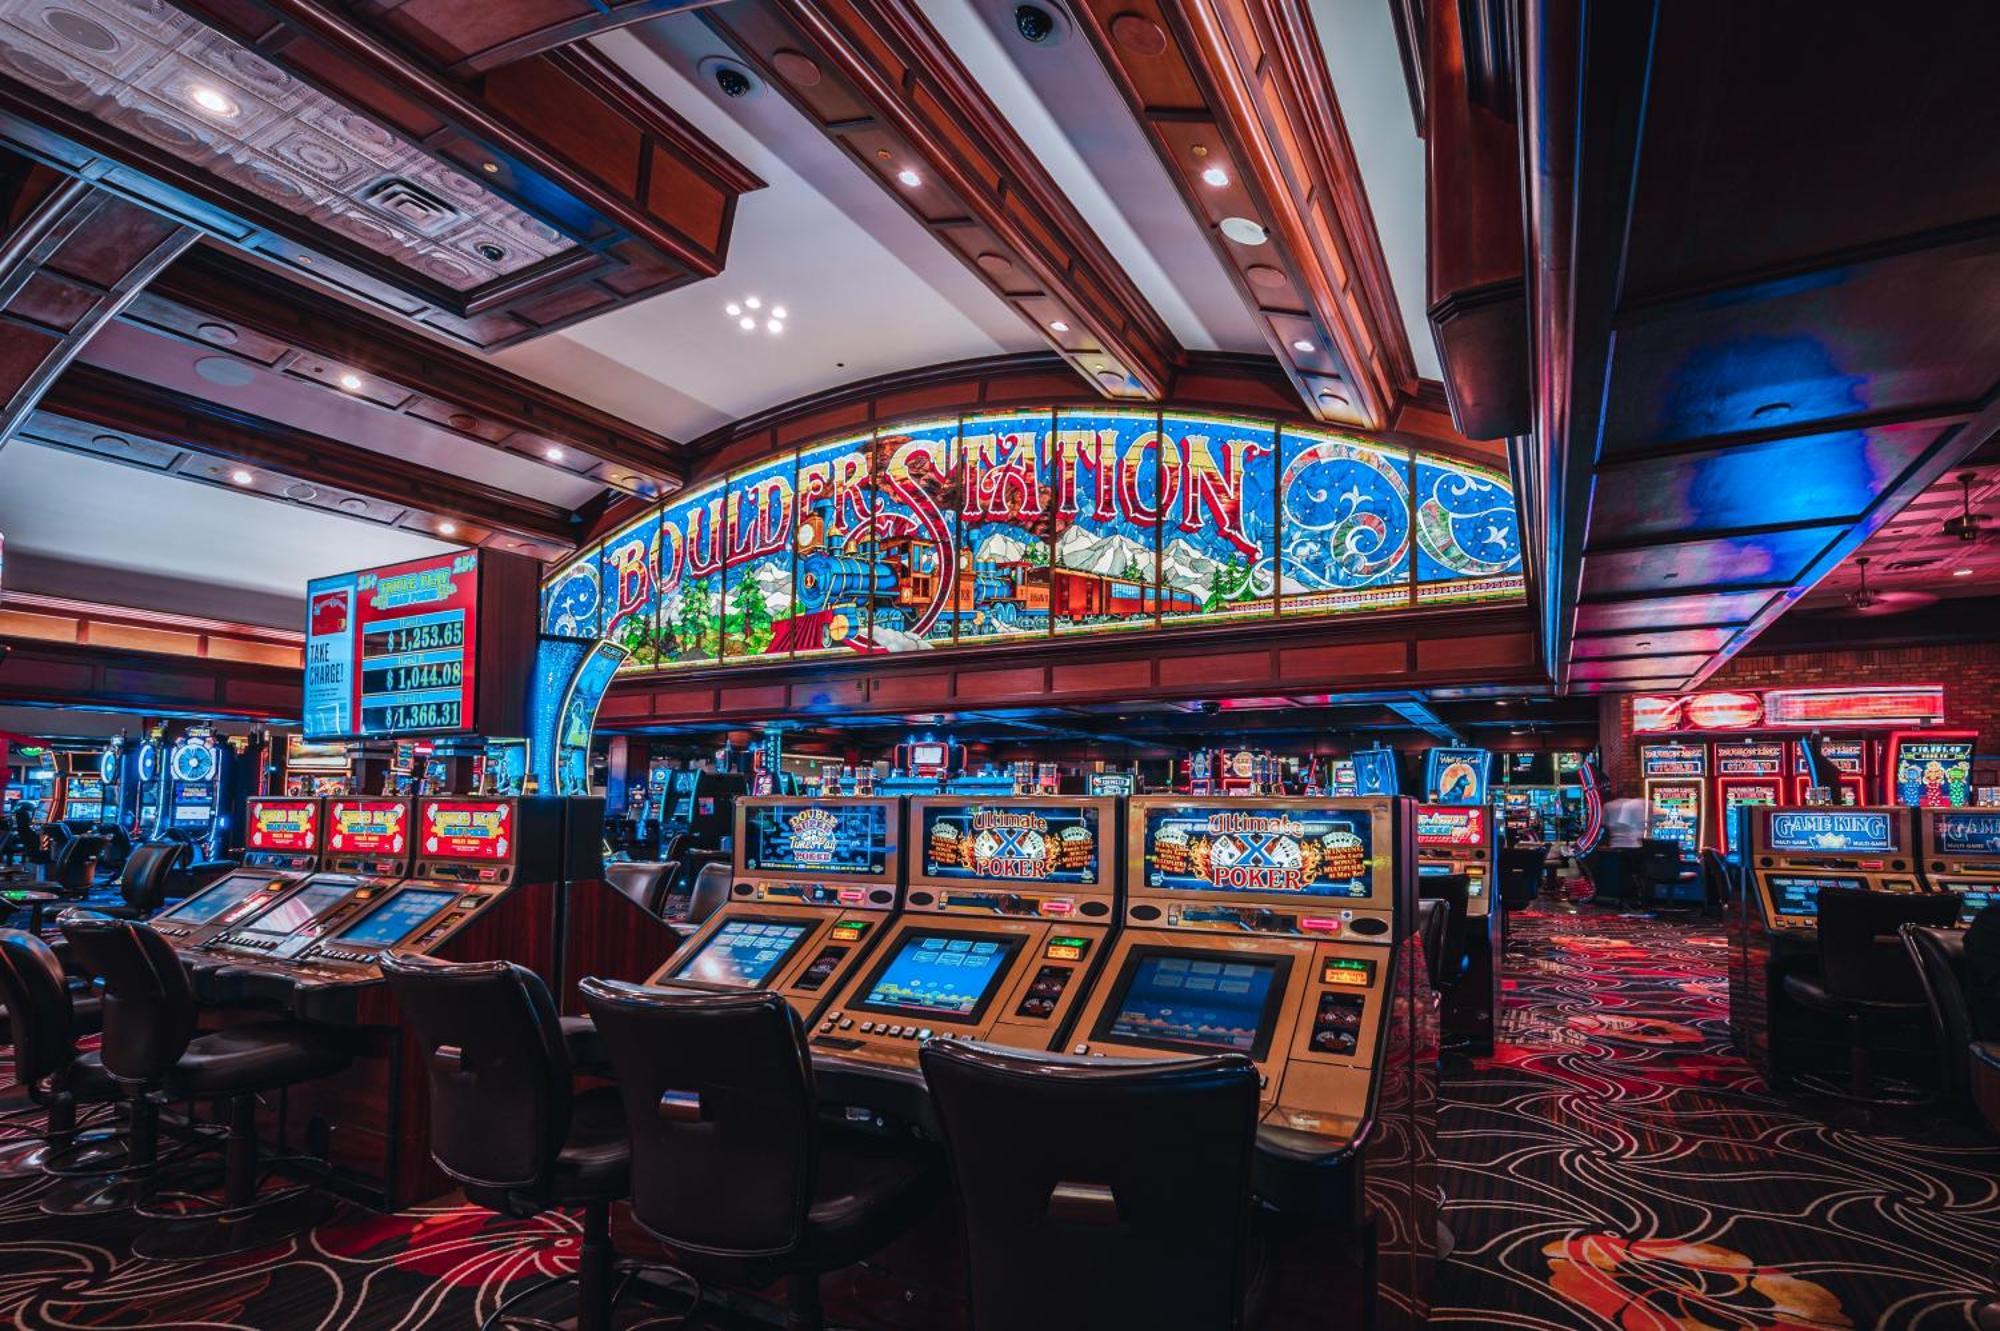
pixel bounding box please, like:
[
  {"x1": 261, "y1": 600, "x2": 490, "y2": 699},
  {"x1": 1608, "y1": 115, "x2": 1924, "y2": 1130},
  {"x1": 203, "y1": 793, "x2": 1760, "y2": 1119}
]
[
  {"x1": 136, "y1": 244, "x2": 687, "y2": 497},
  {"x1": 701, "y1": 0, "x2": 1181, "y2": 401},
  {"x1": 352, "y1": 0, "x2": 734, "y2": 76},
  {"x1": 39, "y1": 363, "x2": 579, "y2": 552},
  {"x1": 1066, "y1": 0, "x2": 1416, "y2": 429}
]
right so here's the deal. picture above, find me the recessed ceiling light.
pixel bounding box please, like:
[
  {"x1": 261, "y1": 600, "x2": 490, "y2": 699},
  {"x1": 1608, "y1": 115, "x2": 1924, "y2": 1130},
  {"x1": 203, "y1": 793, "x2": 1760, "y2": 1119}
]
[
  {"x1": 772, "y1": 305, "x2": 788, "y2": 320},
  {"x1": 897, "y1": 168, "x2": 922, "y2": 187},
  {"x1": 230, "y1": 469, "x2": 254, "y2": 486},
  {"x1": 745, "y1": 296, "x2": 762, "y2": 310},
  {"x1": 1219, "y1": 216, "x2": 1268, "y2": 245},
  {"x1": 1049, "y1": 320, "x2": 1069, "y2": 333},
  {"x1": 726, "y1": 302, "x2": 742, "y2": 316},
  {"x1": 338, "y1": 373, "x2": 362, "y2": 390},
  {"x1": 1200, "y1": 166, "x2": 1229, "y2": 187},
  {"x1": 1291, "y1": 339, "x2": 1315, "y2": 353},
  {"x1": 766, "y1": 319, "x2": 783, "y2": 334},
  {"x1": 480, "y1": 161, "x2": 499, "y2": 173},
  {"x1": 187, "y1": 84, "x2": 238, "y2": 117},
  {"x1": 438, "y1": 521, "x2": 458, "y2": 537},
  {"x1": 738, "y1": 316, "x2": 756, "y2": 331},
  {"x1": 545, "y1": 446, "x2": 565, "y2": 462},
  {"x1": 1954, "y1": 567, "x2": 1975, "y2": 577}
]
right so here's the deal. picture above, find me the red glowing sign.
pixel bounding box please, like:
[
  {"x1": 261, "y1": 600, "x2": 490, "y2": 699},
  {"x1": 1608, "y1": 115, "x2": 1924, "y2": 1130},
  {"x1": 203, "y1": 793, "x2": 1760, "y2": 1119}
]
[
  {"x1": 306, "y1": 552, "x2": 480, "y2": 739},
  {"x1": 1415, "y1": 805, "x2": 1487, "y2": 848},
  {"x1": 246, "y1": 797, "x2": 319, "y2": 853},
  {"x1": 420, "y1": 799, "x2": 514, "y2": 862},
  {"x1": 1632, "y1": 686, "x2": 1946, "y2": 733},
  {"x1": 326, "y1": 800, "x2": 410, "y2": 857}
]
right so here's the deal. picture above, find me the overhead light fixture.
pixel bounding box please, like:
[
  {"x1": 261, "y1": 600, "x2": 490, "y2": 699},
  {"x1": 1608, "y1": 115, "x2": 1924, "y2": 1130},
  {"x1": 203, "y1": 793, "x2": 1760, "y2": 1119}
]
[
  {"x1": 772, "y1": 306, "x2": 788, "y2": 320},
  {"x1": 338, "y1": 373, "x2": 362, "y2": 391},
  {"x1": 438, "y1": 521, "x2": 459, "y2": 537},
  {"x1": 1219, "y1": 216, "x2": 1268, "y2": 246},
  {"x1": 745, "y1": 296, "x2": 762, "y2": 310},
  {"x1": 1049, "y1": 320, "x2": 1069, "y2": 333},
  {"x1": 726, "y1": 302, "x2": 742, "y2": 316},
  {"x1": 1954, "y1": 567, "x2": 1975, "y2": 577},
  {"x1": 186, "y1": 84, "x2": 238, "y2": 117},
  {"x1": 897, "y1": 168, "x2": 922, "y2": 187},
  {"x1": 766, "y1": 318, "x2": 783, "y2": 334},
  {"x1": 1200, "y1": 166, "x2": 1229, "y2": 187},
  {"x1": 230, "y1": 469, "x2": 254, "y2": 486},
  {"x1": 1291, "y1": 339, "x2": 1315, "y2": 353},
  {"x1": 480, "y1": 161, "x2": 500, "y2": 174},
  {"x1": 545, "y1": 446, "x2": 565, "y2": 462},
  {"x1": 738, "y1": 316, "x2": 757, "y2": 331}
]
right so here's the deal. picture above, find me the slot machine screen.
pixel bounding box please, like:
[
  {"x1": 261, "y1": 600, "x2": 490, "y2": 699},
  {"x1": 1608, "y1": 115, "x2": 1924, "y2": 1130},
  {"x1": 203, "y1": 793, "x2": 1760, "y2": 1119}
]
[
  {"x1": 236, "y1": 881, "x2": 354, "y2": 938},
  {"x1": 678, "y1": 917, "x2": 814, "y2": 988},
  {"x1": 1415, "y1": 805, "x2": 1486, "y2": 850},
  {"x1": 332, "y1": 888, "x2": 458, "y2": 947},
  {"x1": 246, "y1": 798, "x2": 320, "y2": 854},
  {"x1": 419, "y1": 800, "x2": 513, "y2": 862},
  {"x1": 159, "y1": 874, "x2": 267, "y2": 925},
  {"x1": 1093, "y1": 947, "x2": 1292, "y2": 1058},
  {"x1": 1767, "y1": 810, "x2": 1896, "y2": 855},
  {"x1": 1936, "y1": 813, "x2": 2000, "y2": 856},
  {"x1": 327, "y1": 800, "x2": 411, "y2": 859},
  {"x1": 172, "y1": 783, "x2": 215, "y2": 824},
  {"x1": 918, "y1": 802, "x2": 1103, "y2": 887},
  {"x1": 1952, "y1": 887, "x2": 1997, "y2": 923},
  {"x1": 64, "y1": 779, "x2": 104, "y2": 822},
  {"x1": 741, "y1": 801, "x2": 890, "y2": 878},
  {"x1": 1766, "y1": 874, "x2": 1865, "y2": 917},
  {"x1": 1141, "y1": 805, "x2": 1374, "y2": 898},
  {"x1": 853, "y1": 930, "x2": 1025, "y2": 1023}
]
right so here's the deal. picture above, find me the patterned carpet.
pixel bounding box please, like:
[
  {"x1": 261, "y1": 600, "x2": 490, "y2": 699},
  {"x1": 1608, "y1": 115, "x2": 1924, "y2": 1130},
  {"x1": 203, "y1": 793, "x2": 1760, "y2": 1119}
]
[{"x1": 1, "y1": 909, "x2": 1995, "y2": 1329}]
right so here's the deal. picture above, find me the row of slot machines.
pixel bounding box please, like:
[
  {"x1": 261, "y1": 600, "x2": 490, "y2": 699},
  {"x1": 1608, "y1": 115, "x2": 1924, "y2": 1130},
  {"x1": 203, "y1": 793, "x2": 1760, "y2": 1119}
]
[
  {"x1": 1730, "y1": 804, "x2": 2000, "y2": 1084},
  {"x1": 635, "y1": 793, "x2": 1436, "y2": 1326}
]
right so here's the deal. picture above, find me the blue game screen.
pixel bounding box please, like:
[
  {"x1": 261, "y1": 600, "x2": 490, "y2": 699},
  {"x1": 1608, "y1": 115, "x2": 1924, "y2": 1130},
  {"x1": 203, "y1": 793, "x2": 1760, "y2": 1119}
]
[
  {"x1": 1768, "y1": 811, "x2": 1895, "y2": 855},
  {"x1": 334, "y1": 888, "x2": 456, "y2": 947},
  {"x1": 162, "y1": 874, "x2": 265, "y2": 924},
  {"x1": 741, "y1": 802, "x2": 890, "y2": 877},
  {"x1": 1767, "y1": 874, "x2": 1865, "y2": 917},
  {"x1": 1098, "y1": 949, "x2": 1288, "y2": 1057},
  {"x1": 1937, "y1": 813, "x2": 2000, "y2": 857},
  {"x1": 855, "y1": 932, "x2": 1023, "y2": 1022},
  {"x1": 919, "y1": 802, "x2": 1101, "y2": 885},
  {"x1": 680, "y1": 918, "x2": 812, "y2": 988}
]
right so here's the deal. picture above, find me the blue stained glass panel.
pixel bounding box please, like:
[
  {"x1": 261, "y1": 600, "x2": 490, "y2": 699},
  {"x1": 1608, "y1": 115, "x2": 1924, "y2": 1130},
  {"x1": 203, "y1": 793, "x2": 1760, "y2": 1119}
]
[
  {"x1": 1414, "y1": 454, "x2": 1524, "y2": 605},
  {"x1": 1160, "y1": 413, "x2": 1276, "y2": 623},
  {"x1": 873, "y1": 419, "x2": 961, "y2": 649},
  {"x1": 958, "y1": 410, "x2": 1053, "y2": 642},
  {"x1": 791, "y1": 435, "x2": 878, "y2": 657},
  {"x1": 724, "y1": 453, "x2": 797, "y2": 659},
  {"x1": 1053, "y1": 408, "x2": 1162, "y2": 634},
  {"x1": 1279, "y1": 428, "x2": 1413, "y2": 616}
]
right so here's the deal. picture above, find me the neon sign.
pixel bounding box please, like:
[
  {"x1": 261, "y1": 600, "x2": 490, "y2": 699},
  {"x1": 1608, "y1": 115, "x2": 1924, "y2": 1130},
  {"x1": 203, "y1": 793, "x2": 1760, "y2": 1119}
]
[{"x1": 1633, "y1": 686, "x2": 1946, "y2": 733}]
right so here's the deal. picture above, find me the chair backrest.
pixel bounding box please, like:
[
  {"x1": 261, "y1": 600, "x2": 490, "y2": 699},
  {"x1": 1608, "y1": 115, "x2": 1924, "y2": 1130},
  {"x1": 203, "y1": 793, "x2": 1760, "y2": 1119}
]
[
  {"x1": 57, "y1": 911, "x2": 200, "y2": 1085},
  {"x1": 381, "y1": 955, "x2": 574, "y2": 1195},
  {"x1": 1415, "y1": 897, "x2": 1448, "y2": 992},
  {"x1": 0, "y1": 928, "x2": 84, "y2": 1093},
  {"x1": 580, "y1": 976, "x2": 816, "y2": 1257},
  {"x1": 920, "y1": 1038, "x2": 1260, "y2": 1331},
  {"x1": 1416, "y1": 873, "x2": 1471, "y2": 979},
  {"x1": 1900, "y1": 924, "x2": 1974, "y2": 1096},
  {"x1": 117, "y1": 841, "x2": 192, "y2": 913},
  {"x1": 50, "y1": 834, "x2": 104, "y2": 893},
  {"x1": 1497, "y1": 847, "x2": 1543, "y2": 910},
  {"x1": 1638, "y1": 838, "x2": 1683, "y2": 881},
  {"x1": 1815, "y1": 888, "x2": 1961, "y2": 1001},
  {"x1": 604, "y1": 860, "x2": 673, "y2": 916},
  {"x1": 686, "y1": 862, "x2": 733, "y2": 926},
  {"x1": 1967, "y1": 904, "x2": 2000, "y2": 1043}
]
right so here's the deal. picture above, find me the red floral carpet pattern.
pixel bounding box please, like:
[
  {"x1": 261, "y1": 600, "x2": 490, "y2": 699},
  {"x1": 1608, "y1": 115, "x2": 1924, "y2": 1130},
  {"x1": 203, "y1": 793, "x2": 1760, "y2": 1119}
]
[
  {"x1": 2, "y1": 911, "x2": 1995, "y2": 1329},
  {"x1": 1435, "y1": 911, "x2": 2000, "y2": 1330}
]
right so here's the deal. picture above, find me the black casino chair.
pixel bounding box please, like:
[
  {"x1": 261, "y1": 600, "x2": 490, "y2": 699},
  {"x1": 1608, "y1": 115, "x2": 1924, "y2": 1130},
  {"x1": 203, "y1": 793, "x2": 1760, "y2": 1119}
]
[
  {"x1": 1417, "y1": 873, "x2": 1472, "y2": 990},
  {"x1": 95, "y1": 825, "x2": 132, "y2": 877},
  {"x1": 682, "y1": 862, "x2": 733, "y2": 931},
  {"x1": 920, "y1": 1038, "x2": 1265, "y2": 1331},
  {"x1": 1779, "y1": 888, "x2": 1962, "y2": 1108},
  {"x1": 603, "y1": 860, "x2": 674, "y2": 917},
  {"x1": 58, "y1": 911, "x2": 351, "y2": 1256},
  {"x1": 45, "y1": 834, "x2": 105, "y2": 901},
  {"x1": 1415, "y1": 897, "x2": 1449, "y2": 996},
  {"x1": 96, "y1": 841, "x2": 194, "y2": 921},
  {"x1": 1637, "y1": 838, "x2": 1700, "y2": 914},
  {"x1": 581, "y1": 976, "x2": 939, "y2": 1331},
  {"x1": 0, "y1": 929, "x2": 116, "y2": 1180},
  {"x1": 383, "y1": 955, "x2": 680, "y2": 1331},
  {"x1": 1698, "y1": 849, "x2": 1735, "y2": 920},
  {"x1": 1498, "y1": 847, "x2": 1544, "y2": 912}
]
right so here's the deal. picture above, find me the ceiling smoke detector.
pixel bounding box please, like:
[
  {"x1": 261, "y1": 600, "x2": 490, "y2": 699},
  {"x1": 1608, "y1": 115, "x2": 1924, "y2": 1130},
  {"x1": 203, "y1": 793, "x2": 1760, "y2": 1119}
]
[{"x1": 1942, "y1": 471, "x2": 1988, "y2": 542}]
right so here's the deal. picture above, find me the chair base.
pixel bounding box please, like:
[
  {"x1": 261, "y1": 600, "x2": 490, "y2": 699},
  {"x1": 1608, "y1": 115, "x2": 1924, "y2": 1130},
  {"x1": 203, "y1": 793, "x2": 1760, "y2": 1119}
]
[
  {"x1": 132, "y1": 1178, "x2": 341, "y2": 1261},
  {"x1": 479, "y1": 1261, "x2": 702, "y2": 1331}
]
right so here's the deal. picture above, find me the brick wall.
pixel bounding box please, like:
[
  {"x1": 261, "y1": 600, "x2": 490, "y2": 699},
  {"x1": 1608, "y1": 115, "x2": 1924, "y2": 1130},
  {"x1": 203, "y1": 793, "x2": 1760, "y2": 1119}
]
[{"x1": 1602, "y1": 640, "x2": 2000, "y2": 798}]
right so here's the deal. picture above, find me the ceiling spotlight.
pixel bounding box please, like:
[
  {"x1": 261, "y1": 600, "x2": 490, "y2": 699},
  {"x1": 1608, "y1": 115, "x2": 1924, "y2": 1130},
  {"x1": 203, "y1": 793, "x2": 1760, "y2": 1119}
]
[
  {"x1": 1049, "y1": 320, "x2": 1069, "y2": 333},
  {"x1": 1200, "y1": 166, "x2": 1230, "y2": 187},
  {"x1": 1291, "y1": 339, "x2": 1315, "y2": 353},
  {"x1": 745, "y1": 296, "x2": 762, "y2": 310},
  {"x1": 1219, "y1": 216, "x2": 1268, "y2": 246},
  {"x1": 438, "y1": 521, "x2": 459, "y2": 537},
  {"x1": 739, "y1": 316, "x2": 756, "y2": 331},
  {"x1": 545, "y1": 446, "x2": 565, "y2": 462},
  {"x1": 338, "y1": 372, "x2": 362, "y2": 390},
  {"x1": 772, "y1": 305, "x2": 788, "y2": 320},
  {"x1": 480, "y1": 161, "x2": 500, "y2": 174},
  {"x1": 726, "y1": 302, "x2": 742, "y2": 316},
  {"x1": 1954, "y1": 567, "x2": 1975, "y2": 577},
  {"x1": 766, "y1": 318, "x2": 783, "y2": 334},
  {"x1": 897, "y1": 168, "x2": 922, "y2": 187},
  {"x1": 230, "y1": 469, "x2": 254, "y2": 486},
  {"x1": 187, "y1": 84, "x2": 238, "y2": 117}
]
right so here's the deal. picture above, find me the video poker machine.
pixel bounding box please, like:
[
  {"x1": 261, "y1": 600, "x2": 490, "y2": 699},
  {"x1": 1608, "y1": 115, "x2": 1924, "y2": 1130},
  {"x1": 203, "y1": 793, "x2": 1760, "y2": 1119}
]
[
  {"x1": 1728, "y1": 805, "x2": 1920, "y2": 1083},
  {"x1": 1414, "y1": 804, "x2": 1499, "y2": 1055},
  {"x1": 809, "y1": 795, "x2": 1119, "y2": 1070},
  {"x1": 1917, "y1": 808, "x2": 2000, "y2": 923},
  {"x1": 151, "y1": 796, "x2": 327, "y2": 950},
  {"x1": 649, "y1": 796, "x2": 903, "y2": 1018}
]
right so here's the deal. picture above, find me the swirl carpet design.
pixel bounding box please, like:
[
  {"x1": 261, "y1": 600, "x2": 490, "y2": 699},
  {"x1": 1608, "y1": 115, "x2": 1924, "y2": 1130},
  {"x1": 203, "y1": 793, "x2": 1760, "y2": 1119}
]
[{"x1": 1, "y1": 911, "x2": 1994, "y2": 1328}]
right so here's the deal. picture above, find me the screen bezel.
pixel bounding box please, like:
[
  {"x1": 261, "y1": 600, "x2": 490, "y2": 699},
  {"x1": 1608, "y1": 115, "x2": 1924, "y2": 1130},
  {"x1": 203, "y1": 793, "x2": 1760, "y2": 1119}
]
[
  {"x1": 732, "y1": 796, "x2": 901, "y2": 884},
  {"x1": 906, "y1": 795, "x2": 1118, "y2": 894},
  {"x1": 159, "y1": 872, "x2": 268, "y2": 924},
  {"x1": 1090, "y1": 943, "x2": 1293, "y2": 1060},
  {"x1": 847, "y1": 927, "x2": 1027, "y2": 1026},
  {"x1": 669, "y1": 914, "x2": 817, "y2": 988},
  {"x1": 1124, "y1": 796, "x2": 1392, "y2": 909},
  {"x1": 330, "y1": 885, "x2": 460, "y2": 947}
]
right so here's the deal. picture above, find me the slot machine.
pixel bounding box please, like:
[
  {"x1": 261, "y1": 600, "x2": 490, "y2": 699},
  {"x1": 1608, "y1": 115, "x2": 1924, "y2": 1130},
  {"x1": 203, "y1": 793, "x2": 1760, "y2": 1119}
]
[
  {"x1": 1712, "y1": 740, "x2": 1787, "y2": 857},
  {"x1": 1793, "y1": 739, "x2": 1870, "y2": 806},
  {"x1": 159, "y1": 728, "x2": 227, "y2": 856},
  {"x1": 151, "y1": 796, "x2": 326, "y2": 950},
  {"x1": 1917, "y1": 808, "x2": 2000, "y2": 924},
  {"x1": 1414, "y1": 803, "x2": 1499, "y2": 1055},
  {"x1": 97, "y1": 739, "x2": 128, "y2": 832},
  {"x1": 1728, "y1": 805, "x2": 1920, "y2": 1084},
  {"x1": 647, "y1": 796, "x2": 903, "y2": 1019},
  {"x1": 810, "y1": 796, "x2": 1119, "y2": 1070},
  {"x1": 133, "y1": 736, "x2": 165, "y2": 835},
  {"x1": 1062, "y1": 795, "x2": 1433, "y2": 1321},
  {"x1": 57, "y1": 752, "x2": 106, "y2": 829},
  {"x1": 1641, "y1": 742, "x2": 1708, "y2": 854}
]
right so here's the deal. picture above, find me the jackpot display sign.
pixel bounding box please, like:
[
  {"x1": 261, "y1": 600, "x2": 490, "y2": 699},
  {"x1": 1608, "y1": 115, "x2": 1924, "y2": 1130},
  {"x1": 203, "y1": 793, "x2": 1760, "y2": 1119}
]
[
  {"x1": 1415, "y1": 805, "x2": 1486, "y2": 849},
  {"x1": 1937, "y1": 812, "x2": 2000, "y2": 856},
  {"x1": 326, "y1": 800, "x2": 409, "y2": 857},
  {"x1": 245, "y1": 798, "x2": 319, "y2": 853},
  {"x1": 741, "y1": 801, "x2": 890, "y2": 878},
  {"x1": 1141, "y1": 805, "x2": 1375, "y2": 897},
  {"x1": 1890, "y1": 734, "x2": 1976, "y2": 808},
  {"x1": 421, "y1": 800, "x2": 513, "y2": 862},
  {"x1": 1769, "y1": 810, "x2": 1896, "y2": 854},
  {"x1": 306, "y1": 553, "x2": 479, "y2": 740},
  {"x1": 539, "y1": 411, "x2": 1523, "y2": 668},
  {"x1": 920, "y1": 802, "x2": 1101, "y2": 885}
]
